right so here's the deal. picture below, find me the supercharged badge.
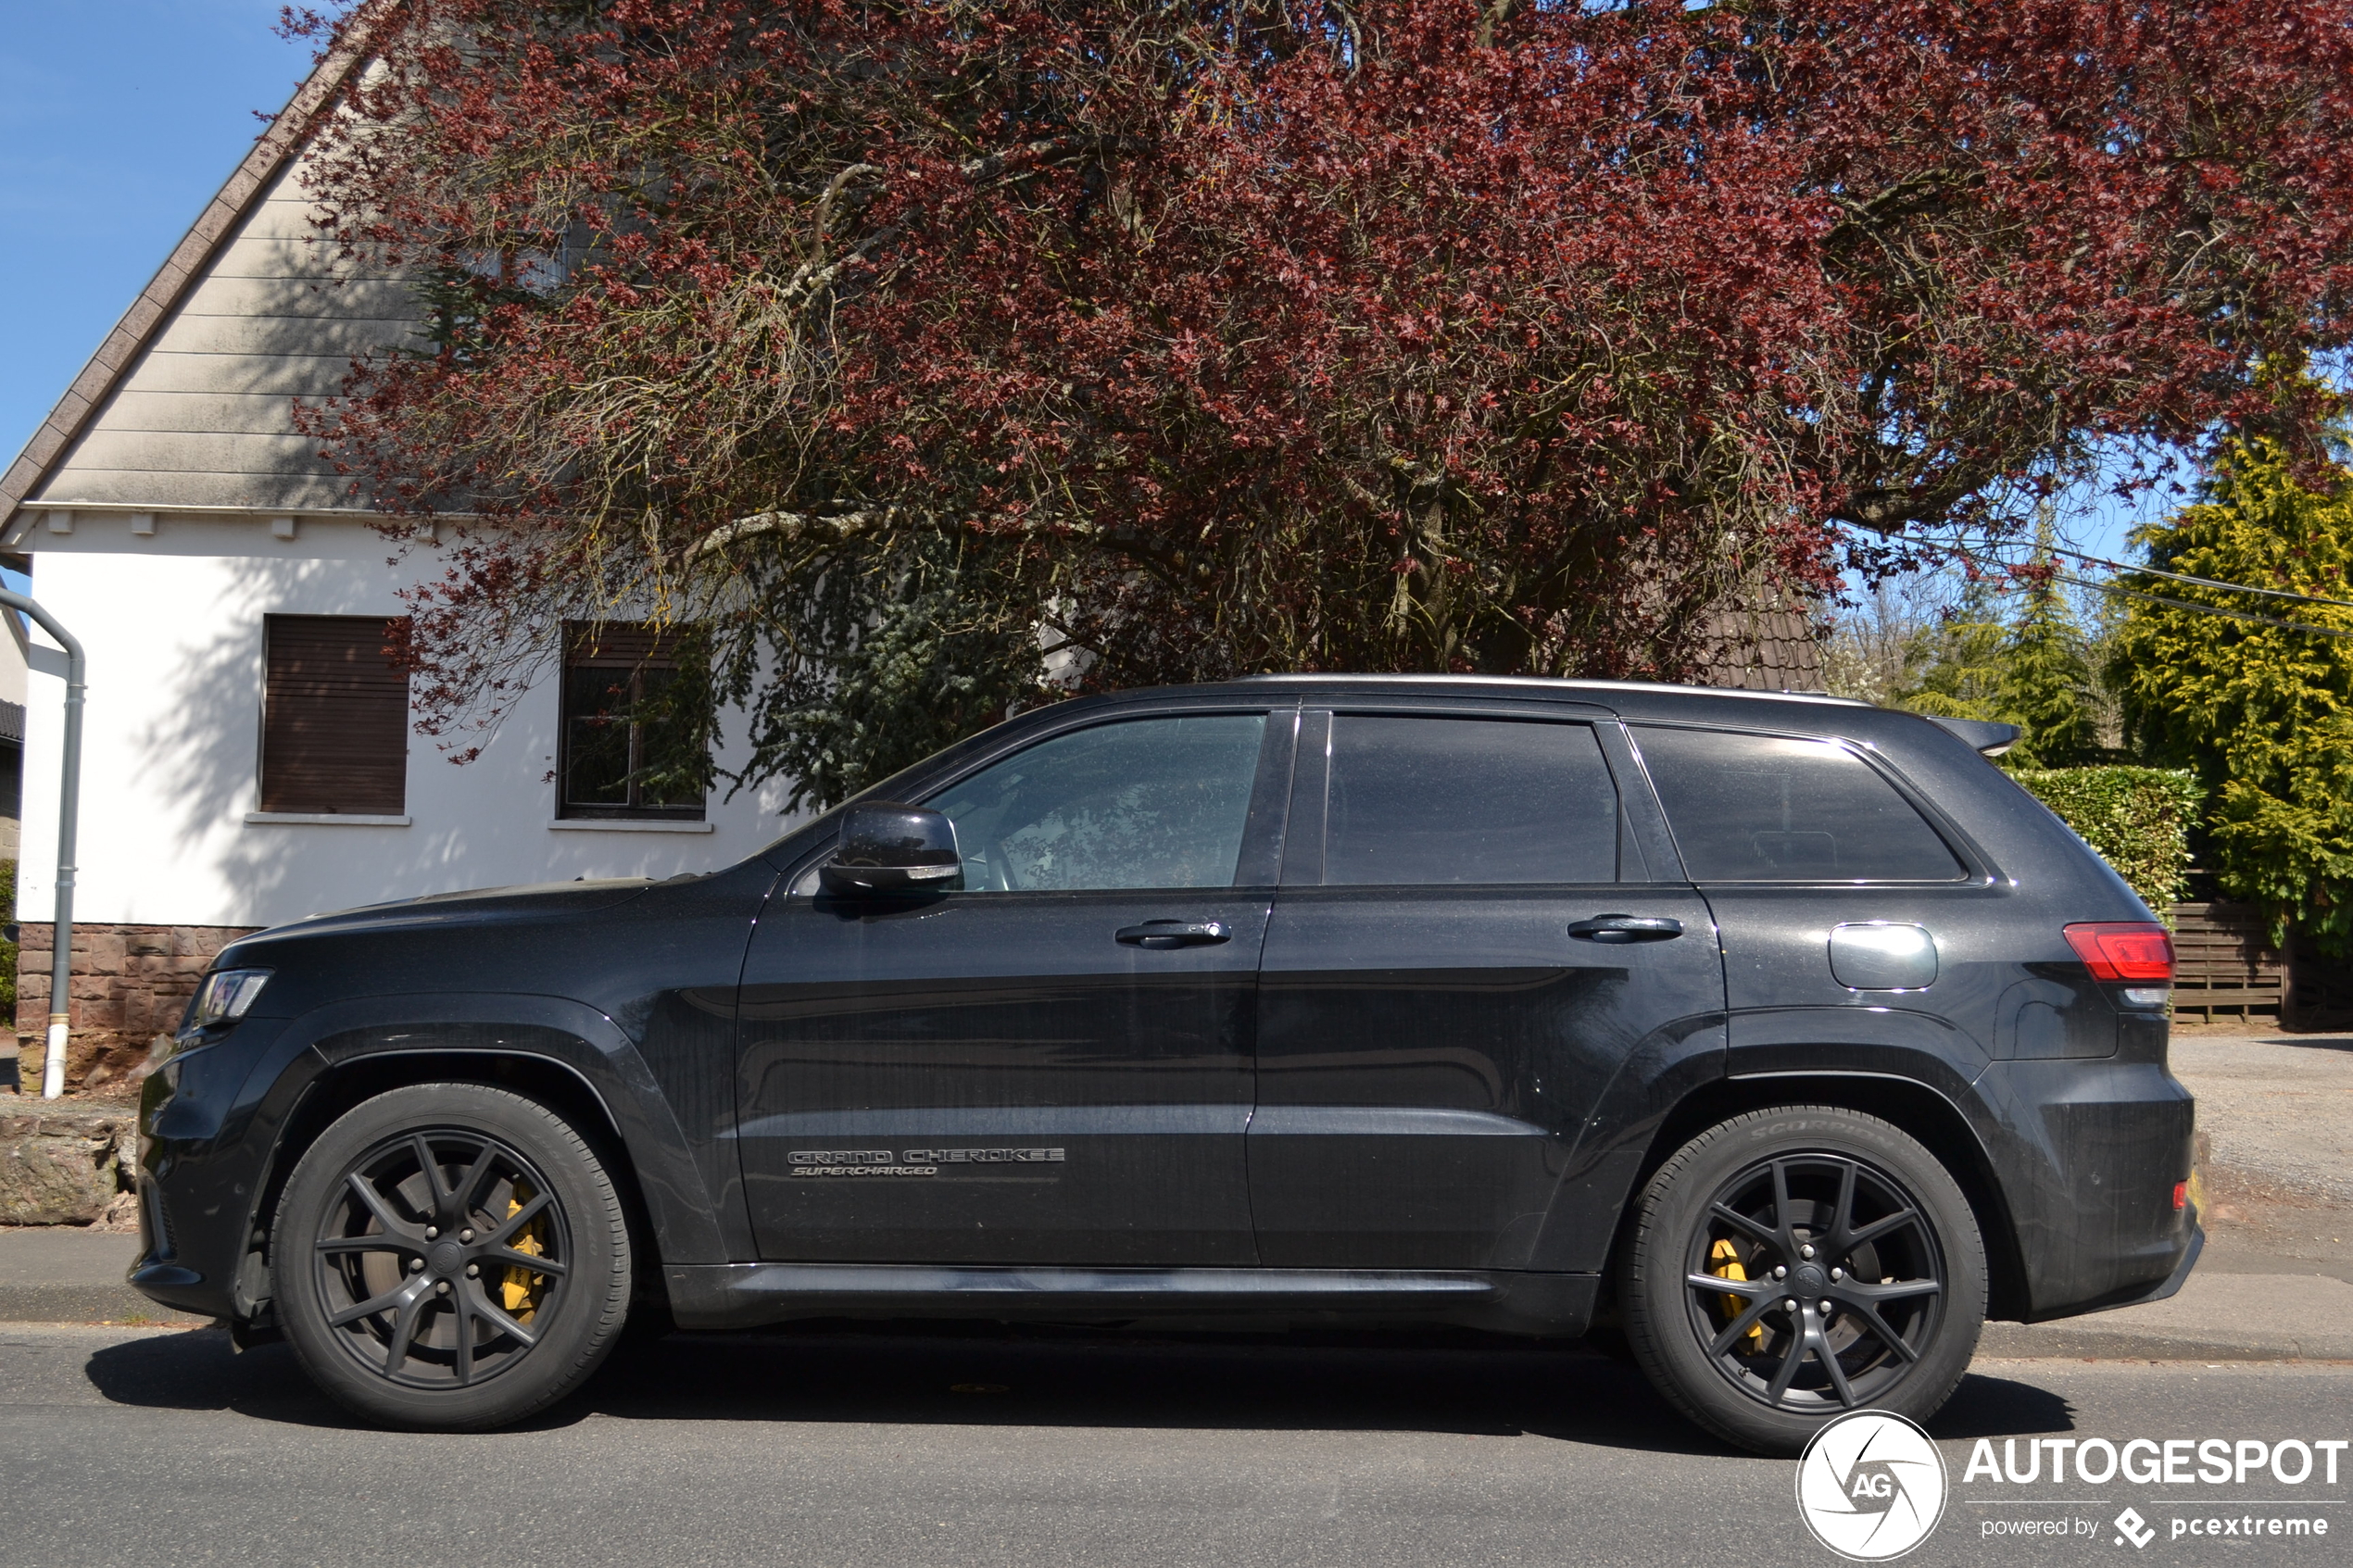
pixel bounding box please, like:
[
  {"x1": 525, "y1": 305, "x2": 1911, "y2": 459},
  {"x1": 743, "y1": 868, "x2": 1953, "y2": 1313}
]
[{"x1": 786, "y1": 1150, "x2": 937, "y2": 1178}]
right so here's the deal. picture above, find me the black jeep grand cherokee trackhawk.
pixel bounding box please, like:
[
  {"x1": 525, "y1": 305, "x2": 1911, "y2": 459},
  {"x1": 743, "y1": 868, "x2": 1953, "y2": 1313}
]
[{"x1": 131, "y1": 678, "x2": 2198, "y2": 1454}]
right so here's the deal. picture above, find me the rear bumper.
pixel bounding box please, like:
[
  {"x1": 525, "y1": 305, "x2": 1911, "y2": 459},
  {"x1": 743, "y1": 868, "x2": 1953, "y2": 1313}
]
[
  {"x1": 2092, "y1": 1219, "x2": 2203, "y2": 1313},
  {"x1": 1976, "y1": 1058, "x2": 2199, "y2": 1323}
]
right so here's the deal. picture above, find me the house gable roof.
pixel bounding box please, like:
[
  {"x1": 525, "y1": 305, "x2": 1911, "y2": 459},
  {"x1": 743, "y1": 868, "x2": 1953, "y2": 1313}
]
[{"x1": 0, "y1": 21, "x2": 384, "y2": 551}]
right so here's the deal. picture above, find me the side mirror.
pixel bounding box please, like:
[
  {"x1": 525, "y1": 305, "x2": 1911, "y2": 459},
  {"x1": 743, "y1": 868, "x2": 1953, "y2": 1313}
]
[{"x1": 819, "y1": 802, "x2": 963, "y2": 896}]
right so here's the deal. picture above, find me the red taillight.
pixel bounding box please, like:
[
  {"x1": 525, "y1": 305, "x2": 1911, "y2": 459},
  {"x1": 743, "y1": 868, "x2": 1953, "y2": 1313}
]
[
  {"x1": 2173, "y1": 1182, "x2": 2188, "y2": 1210},
  {"x1": 2063, "y1": 922, "x2": 2175, "y2": 983}
]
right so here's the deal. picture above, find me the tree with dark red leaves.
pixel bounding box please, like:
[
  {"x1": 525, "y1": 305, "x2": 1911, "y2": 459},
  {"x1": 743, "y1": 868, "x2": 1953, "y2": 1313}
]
[{"x1": 285, "y1": 0, "x2": 2353, "y2": 804}]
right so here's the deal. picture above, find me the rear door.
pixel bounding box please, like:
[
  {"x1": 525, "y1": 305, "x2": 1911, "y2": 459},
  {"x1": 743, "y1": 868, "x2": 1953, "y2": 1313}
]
[
  {"x1": 1248, "y1": 705, "x2": 1724, "y2": 1270},
  {"x1": 736, "y1": 707, "x2": 1292, "y2": 1265}
]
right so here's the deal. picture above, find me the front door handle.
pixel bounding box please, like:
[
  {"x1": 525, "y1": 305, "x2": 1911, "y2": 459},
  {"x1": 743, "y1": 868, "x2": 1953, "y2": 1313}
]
[
  {"x1": 1568, "y1": 914, "x2": 1684, "y2": 944},
  {"x1": 1116, "y1": 920, "x2": 1230, "y2": 949}
]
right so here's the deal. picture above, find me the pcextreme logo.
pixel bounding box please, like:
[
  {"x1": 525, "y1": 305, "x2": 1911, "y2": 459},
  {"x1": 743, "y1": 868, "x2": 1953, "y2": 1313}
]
[{"x1": 1796, "y1": 1411, "x2": 1951, "y2": 1562}]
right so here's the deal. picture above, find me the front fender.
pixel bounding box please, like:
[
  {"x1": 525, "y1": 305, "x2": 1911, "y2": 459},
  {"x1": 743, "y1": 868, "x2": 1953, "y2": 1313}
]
[
  {"x1": 303, "y1": 993, "x2": 740, "y2": 1264},
  {"x1": 235, "y1": 993, "x2": 740, "y2": 1269}
]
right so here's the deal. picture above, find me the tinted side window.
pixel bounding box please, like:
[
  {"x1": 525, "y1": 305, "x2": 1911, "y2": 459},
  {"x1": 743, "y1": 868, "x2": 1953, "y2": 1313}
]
[
  {"x1": 1634, "y1": 726, "x2": 1963, "y2": 882},
  {"x1": 927, "y1": 714, "x2": 1266, "y2": 891},
  {"x1": 1322, "y1": 716, "x2": 1617, "y2": 885}
]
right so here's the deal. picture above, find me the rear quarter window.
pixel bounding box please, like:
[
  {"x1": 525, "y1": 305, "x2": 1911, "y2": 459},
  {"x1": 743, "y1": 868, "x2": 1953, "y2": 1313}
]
[{"x1": 1633, "y1": 726, "x2": 1964, "y2": 882}]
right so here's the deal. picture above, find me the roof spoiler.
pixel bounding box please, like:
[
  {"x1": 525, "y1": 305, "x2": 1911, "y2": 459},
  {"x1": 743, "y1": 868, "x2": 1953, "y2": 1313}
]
[{"x1": 1926, "y1": 716, "x2": 2020, "y2": 758}]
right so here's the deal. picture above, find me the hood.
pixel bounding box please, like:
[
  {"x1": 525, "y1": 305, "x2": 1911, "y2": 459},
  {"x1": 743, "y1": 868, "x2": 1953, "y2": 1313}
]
[{"x1": 221, "y1": 877, "x2": 664, "y2": 957}]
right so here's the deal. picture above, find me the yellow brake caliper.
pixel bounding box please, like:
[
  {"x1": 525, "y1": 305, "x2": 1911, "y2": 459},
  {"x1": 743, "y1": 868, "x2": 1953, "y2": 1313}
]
[
  {"x1": 1710, "y1": 1237, "x2": 1765, "y2": 1351},
  {"x1": 500, "y1": 1182, "x2": 550, "y2": 1325}
]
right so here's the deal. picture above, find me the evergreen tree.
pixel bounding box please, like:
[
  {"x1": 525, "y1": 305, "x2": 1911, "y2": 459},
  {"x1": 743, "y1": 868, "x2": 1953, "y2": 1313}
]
[
  {"x1": 1994, "y1": 519, "x2": 2102, "y2": 767},
  {"x1": 1886, "y1": 516, "x2": 2102, "y2": 766},
  {"x1": 1893, "y1": 583, "x2": 2007, "y2": 722},
  {"x1": 2110, "y1": 438, "x2": 2353, "y2": 956}
]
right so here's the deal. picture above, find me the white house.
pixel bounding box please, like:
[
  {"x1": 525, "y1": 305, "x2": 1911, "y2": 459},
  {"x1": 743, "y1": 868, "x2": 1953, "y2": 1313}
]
[
  {"x1": 1, "y1": 43, "x2": 801, "y2": 1089},
  {"x1": 0, "y1": 609, "x2": 29, "y2": 860}
]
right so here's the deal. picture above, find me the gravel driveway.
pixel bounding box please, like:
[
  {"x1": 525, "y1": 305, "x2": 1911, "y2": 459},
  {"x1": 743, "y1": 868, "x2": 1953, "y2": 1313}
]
[{"x1": 2172, "y1": 1035, "x2": 2353, "y2": 1205}]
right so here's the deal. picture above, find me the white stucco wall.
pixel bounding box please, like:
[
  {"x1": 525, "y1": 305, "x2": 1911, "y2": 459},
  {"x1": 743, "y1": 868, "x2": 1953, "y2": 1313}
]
[
  {"x1": 0, "y1": 614, "x2": 28, "y2": 709},
  {"x1": 14, "y1": 515, "x2": 809, "y2": 927}
]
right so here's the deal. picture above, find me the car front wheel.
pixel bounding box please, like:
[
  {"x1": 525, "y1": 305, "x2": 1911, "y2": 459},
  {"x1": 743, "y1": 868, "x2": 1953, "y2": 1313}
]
[
  {"x1": 272, "y1": 1083, "x2": 633, "y2": 1430},
  {"x1": 1617, "y1": 1105, "x2": 1986, "y2": 1456}
]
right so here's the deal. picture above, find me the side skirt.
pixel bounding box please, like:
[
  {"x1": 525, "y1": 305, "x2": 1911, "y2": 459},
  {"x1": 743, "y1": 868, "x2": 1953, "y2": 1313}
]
[{"x1": 664, "y1": 1262, "x2": 1599, "y2": 1338}]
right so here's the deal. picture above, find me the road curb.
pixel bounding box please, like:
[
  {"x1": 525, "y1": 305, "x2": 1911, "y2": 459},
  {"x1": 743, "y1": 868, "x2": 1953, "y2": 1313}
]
[
  {"x1": 1976, "y1": 1268, "x2": 2353, "y2": 1362},
  {"x1": 0, "y1": 1282, "x2": 208, "y2": 1324},
  {"x1": 1978, "y1": 1323, "x2": 2353, "y2": 1362}
]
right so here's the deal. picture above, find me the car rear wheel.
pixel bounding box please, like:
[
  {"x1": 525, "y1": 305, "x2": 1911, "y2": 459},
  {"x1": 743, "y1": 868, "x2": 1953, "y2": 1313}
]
[
  {"x1": 1618, "y1": 1105, "x2": 1985, "y2": 1456},
  {"x1": 272, "y1": 1083, "x2": 633, "y2": 1430}
]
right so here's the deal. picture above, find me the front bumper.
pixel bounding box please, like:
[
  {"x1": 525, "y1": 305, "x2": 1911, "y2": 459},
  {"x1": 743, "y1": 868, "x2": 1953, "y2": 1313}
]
[{"x1": 124, "y1": 1022, "x2": 290, "y2": 1322}]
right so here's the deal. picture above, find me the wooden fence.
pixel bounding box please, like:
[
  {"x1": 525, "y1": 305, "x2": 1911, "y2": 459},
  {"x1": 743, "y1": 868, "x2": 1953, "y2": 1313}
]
[{"x1": 2169, "y1": 901, "x2": 2288, "y2": 1023}]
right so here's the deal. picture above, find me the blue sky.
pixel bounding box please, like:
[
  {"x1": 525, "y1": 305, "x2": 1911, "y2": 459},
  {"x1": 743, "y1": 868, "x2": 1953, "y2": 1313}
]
[
  {"x1": 0, "y1": 0, "x2": 2158, "y2": 584},
  {"x1": 0, "y1": 0, "x2": 313, "y2": 477}
]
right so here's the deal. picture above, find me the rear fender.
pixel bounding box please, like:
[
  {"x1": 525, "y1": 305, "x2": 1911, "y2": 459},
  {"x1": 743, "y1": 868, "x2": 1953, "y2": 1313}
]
[{"x1": 1531, "y1": 1007, "x2": 2032, "y2": 1320}]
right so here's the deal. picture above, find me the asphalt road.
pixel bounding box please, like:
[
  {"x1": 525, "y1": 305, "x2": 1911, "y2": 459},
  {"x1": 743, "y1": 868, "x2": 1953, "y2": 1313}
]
[{"x1": 2, "y1": 1323, "x2": 2347, "y2": 1568}]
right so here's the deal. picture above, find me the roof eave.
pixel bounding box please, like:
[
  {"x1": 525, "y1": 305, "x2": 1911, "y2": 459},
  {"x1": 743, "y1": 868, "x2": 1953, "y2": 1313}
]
[{"x1": 0, "y1": 12, "x2": 383, "y2": 544}]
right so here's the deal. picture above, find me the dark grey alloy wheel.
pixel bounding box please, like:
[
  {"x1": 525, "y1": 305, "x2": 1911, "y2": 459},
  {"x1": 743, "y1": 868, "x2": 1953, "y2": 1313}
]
[
  {"x1": 1619, "y1": 1105, "x2": 1985, "y2": 1456},
  {"x1": 273, "y1": 1084, "x2": 632, "y2": 1430},
  {"x1": 311, "y1": 1126, "x2": 570, "y2": 1389},
  {"x1": 1683, "y1": 1152, "x2": 1946, "y2": 1411}
]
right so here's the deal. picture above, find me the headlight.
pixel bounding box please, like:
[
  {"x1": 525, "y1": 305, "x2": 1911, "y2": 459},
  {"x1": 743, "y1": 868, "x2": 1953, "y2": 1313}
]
[{"x1": 190, "y1": 968, "x2": 272, "y2": 1026}]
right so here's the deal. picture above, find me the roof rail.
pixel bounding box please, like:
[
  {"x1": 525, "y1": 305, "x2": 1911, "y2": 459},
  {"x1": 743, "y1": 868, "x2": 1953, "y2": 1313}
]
[{"x1": 1226, "y1": 672, "x2": 1868, "y2": 706}]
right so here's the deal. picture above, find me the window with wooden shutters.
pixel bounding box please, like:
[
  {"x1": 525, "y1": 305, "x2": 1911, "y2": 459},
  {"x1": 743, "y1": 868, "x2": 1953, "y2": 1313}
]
[
  {"x1": 560, "y1": 623, "x2": 705, "y2": 820},
  {"x1": 258, "y1": 615, "x2": 410, "y2": 815}
]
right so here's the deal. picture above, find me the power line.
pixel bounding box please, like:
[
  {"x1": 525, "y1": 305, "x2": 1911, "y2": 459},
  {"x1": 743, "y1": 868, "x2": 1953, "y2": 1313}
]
[
  {"x1": 1943, "y1": 544, "x2": 2353, "y2": 639},
  {"x1": 2045, "y1": 545, "x2": 2353, "y2": 612},
  {"x1": 1951, "y1": 536, "x2": 2353, "y2": 611},
  {"x1": 2061, "y1": 571, "x2": 2353, "y2": 639}
]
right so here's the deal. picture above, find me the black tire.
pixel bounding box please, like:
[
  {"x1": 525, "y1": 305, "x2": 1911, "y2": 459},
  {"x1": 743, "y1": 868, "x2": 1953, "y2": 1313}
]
[
  {"x1": 271, "y1": 1084, "x2": 633, "y2": 1430},
  {"x1": 1618, "y1": 1105, "x2": 1985, "y2": 1457}
]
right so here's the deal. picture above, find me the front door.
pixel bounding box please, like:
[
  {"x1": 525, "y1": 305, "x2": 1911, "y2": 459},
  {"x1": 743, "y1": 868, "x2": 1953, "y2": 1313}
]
[
  {"x1": 736, "y1": 709, "x2": 1290, "y2": 1265},
  {"x1": 1249, "y1": 708, "x2": 1725, "y2": 1270}
]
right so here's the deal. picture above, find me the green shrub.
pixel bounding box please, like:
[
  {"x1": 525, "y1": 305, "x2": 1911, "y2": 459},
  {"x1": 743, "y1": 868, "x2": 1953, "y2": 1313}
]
[{"x1": 2010, "y1": 767, "x2": 2203, "y2": 916}]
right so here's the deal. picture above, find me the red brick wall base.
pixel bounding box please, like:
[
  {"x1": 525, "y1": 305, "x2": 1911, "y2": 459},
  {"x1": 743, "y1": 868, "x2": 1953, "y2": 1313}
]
[{"x1": 13, "y1": 922, "x2": 261, "y2": 1097}]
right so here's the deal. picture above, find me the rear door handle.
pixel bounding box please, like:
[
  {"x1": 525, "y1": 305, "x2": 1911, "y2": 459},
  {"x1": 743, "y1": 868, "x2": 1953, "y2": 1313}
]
[
  {"x1": 1568, "y1": 914, "x2": 1684, "y2": 944},
  {"x1": 1116, "y1": 920, "x2": 1230, "y2": 949}
]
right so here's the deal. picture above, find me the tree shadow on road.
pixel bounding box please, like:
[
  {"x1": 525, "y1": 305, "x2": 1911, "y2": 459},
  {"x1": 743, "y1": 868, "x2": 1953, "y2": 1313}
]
[
  {"x1": 83, "y1": 1322, "x2": 2075, "y2": 1452},
  {"x1": 2262, "y1": 1034, "x2": 2353, "y2": 1054}
]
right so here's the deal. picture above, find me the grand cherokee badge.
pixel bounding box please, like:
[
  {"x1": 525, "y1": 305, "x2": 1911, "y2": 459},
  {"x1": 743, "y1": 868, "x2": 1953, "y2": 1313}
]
[{"x1": 786, "y1": 1148, "x2": 1065, "y2": 1177}]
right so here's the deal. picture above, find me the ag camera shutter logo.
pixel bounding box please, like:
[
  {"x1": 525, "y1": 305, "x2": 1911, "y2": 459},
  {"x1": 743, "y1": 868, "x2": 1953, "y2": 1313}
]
[{"x1": 1795, "y1": 1411, "x2": 1949, "y2": 1561}]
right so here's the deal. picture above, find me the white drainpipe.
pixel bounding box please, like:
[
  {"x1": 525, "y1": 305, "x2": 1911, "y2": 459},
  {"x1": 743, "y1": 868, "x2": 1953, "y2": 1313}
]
[{"x1": 1, "y1": 589, "x2": 85, "y2": 1099}]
